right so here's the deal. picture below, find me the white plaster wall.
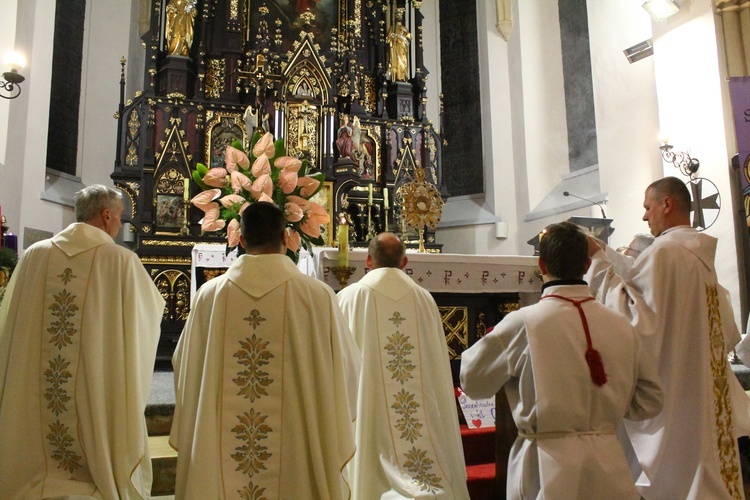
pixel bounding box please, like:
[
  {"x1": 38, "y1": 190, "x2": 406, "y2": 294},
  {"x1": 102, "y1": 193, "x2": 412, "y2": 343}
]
[
  {"x1": 587, "y1": 0, "x2": 661, "y2": 251},
  {"x1": 0, "y1": 0, "x2": 135, "y2": 251},
  {"x1": 650, "y1": 2, "x2": 742, "y2": 325},
  {"x1": 79, "y1": 1, "x2": 135, "y2": 188}
]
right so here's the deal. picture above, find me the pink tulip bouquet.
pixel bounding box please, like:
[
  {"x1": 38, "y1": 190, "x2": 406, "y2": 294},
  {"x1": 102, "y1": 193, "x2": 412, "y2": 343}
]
[{"x1": 190, "y1": 131, "x2": 328, "y2": 263}]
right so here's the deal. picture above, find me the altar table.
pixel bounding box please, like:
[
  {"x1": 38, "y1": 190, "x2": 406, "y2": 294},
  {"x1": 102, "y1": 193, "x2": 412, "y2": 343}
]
[{"x1": 191, "y1": 244, "x2": 541, "y2": 298}]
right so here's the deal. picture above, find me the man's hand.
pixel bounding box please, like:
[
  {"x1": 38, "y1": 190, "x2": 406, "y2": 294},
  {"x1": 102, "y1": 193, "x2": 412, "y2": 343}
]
[{"x1": 587, "y1": 235, "x2": 605, "y2": 257}]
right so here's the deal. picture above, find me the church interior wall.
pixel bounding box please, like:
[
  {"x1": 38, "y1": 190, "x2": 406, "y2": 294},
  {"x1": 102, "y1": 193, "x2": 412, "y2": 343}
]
[
  {"x1": 650, "y1": 3, "x2": 742, "y2": 324},
  {"x1": 0, "y1": 0, "x2": 747, "y2": 327},
  {"x1": 587, "y1": 0, "x2": 661, "y2": 252}
]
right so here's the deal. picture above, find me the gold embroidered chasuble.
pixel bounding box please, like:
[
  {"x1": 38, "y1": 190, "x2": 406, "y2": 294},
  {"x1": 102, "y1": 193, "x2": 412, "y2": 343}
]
[
  {"x1": 170, "y1": 253, "x2": 359, "y2": 499},
  {"x1": 0, "y1": 223, "x2": 165, "y2": 498},
  {"x1": 587, "y1": 226, "x2": 750, "y2": 499},
  {"x1": 337, "y1": 267, "x2": 469, "y2": 499}
]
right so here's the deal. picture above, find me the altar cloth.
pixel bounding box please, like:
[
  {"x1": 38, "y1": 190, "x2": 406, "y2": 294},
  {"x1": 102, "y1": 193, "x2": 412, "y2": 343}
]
[{"x1": 191, "y1": 244, "x2": 541, "y2": 296}]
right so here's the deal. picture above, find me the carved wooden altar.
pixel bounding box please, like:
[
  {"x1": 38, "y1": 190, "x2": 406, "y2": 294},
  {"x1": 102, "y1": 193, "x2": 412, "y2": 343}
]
[{"x1": 111, "y1": 0, "x2": 445, "y2": 358}]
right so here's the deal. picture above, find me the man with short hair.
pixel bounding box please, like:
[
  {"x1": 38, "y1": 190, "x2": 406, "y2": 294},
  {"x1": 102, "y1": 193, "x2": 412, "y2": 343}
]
[
  {"x1": 587, "y1": 176, "x2": 750, "y2": 498},
  {"x1": 0, "y1": 184, "x2": 165, "y2": 498},
  {"x1": 461, "y1": 221, "x2": 662, "y2": 499},
  {"x1": 170, "y1": 201, "x2": 360, "y2": 499},
  {"x1": 337, "y1": 232, "x2": 470, "y2": 499}
]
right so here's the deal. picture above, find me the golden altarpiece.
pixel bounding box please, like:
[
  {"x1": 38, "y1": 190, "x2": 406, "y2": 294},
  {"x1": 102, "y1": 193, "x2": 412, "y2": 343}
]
[{"x1": 111, "y1": 0, "x2": 519, "y2": 363}]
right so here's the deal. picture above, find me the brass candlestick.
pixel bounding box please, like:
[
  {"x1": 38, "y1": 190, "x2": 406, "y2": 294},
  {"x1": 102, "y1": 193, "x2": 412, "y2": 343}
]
[
  {"x1": 180, "y1": 199, "x2": 190, "y2": 236},
  {"x1": 366, "y1": 202, "x2": 376, "y2": 241},
  {"x1": 331, "y1": 266, "x2": 356, "y2": 289}
]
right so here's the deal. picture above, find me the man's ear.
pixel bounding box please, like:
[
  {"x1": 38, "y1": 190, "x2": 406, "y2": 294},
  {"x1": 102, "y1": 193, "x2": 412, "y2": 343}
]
[
  {"x1": 663, "y1": 195, "x2": 674, "y2": 214},
  {"x1": 366, "y1": 254, "x2": 373, "y2": 269},
  {"x1": 538, "y1": 257, "x2": 548, "y2": 276},
  {"x1": 239, "y1": 235, "x2": 247, "y2": 249},
  {"x1": 400, "y1": 256, "x2": 408, "y2": 270}
]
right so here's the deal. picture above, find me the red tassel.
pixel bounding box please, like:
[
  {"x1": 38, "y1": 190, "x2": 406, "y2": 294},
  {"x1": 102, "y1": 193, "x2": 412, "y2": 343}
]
[{"x1": 585, "y1": 347, "x2": 608, "y2": 386}]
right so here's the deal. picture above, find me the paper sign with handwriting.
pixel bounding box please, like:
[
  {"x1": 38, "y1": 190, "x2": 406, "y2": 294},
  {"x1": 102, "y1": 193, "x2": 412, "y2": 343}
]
[{"x1": 456, "y1": 387, "x2": 496, "y2": 429}]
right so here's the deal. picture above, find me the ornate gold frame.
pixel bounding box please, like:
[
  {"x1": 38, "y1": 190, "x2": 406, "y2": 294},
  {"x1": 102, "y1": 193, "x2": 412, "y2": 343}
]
[
  {"x1": 310, "y1": 181, "x2": 334, "y2": 247},
  {"x1": 204, "y1": 111, "x2": 247, "y2": 167}
]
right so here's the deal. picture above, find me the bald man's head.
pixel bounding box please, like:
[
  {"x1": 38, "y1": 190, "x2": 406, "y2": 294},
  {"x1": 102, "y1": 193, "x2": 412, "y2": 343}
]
[{"x1": 367, "y1": 232, "x2": 407, "y2": 269}]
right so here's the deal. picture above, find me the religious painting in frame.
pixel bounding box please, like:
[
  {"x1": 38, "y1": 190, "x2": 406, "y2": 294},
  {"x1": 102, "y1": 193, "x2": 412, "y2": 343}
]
[
  {"x1": 248, "y1": 0, "x2": 341, "y2": 56},
  {"x1": 156, "y1": 194, "x2": 185, "y2": 228},
  {"x1": 204, "y1": 112, "x2": 247, "y2": 168},
  {"x1": 309, "y1": 181, "x2": 334, "y2": 247}
]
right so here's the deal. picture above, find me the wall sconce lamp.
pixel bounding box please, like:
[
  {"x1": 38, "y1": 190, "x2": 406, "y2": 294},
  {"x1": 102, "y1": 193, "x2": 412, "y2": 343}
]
[
  {"x1": 624, "y1": 39, "x2": 654, "y2": 64},
  {"x1": 1, "y1": 51, "x2": 26, "y2": 100},
  {"x1": 642, "y1": 0, "x2": 680, "y2": 21},
  {"x1": 660, "y1": 140, "x2": 700, "y2": 177}
]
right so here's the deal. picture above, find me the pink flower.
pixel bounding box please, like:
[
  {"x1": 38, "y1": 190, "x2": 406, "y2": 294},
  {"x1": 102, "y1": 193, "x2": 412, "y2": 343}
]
[
  {"x1": 231, "y1": 171, "x2": 253, "y2": 194},
  {"x1": 219, "y1": 194, "x2": 247, "y2": 209},
  {"x1": 203, "y1": 168, "x2": 229, "y2": 188},
  {"x1": 239, "y1": 202, "x2": 250, "y2": 214},
  {"x1": 225, "y1": 146, "x2": 250, "y2": 172},
  {"x1": 200, "y1": 203, "x2": 226, "y2": 231},
  {"x1": 285, "y1": 227, "x2": 301, "y2": 253},
  {"x1": 251, "y1": 154, "x2": 271, "y2": 177},
  {"x1": 227, "y1": 218, "x2": 241, "y2": 247},
  {"x1": 275, "y1": 156, "x2": 302, "y2": 173},
  {"x1": 250, "y1": 174, "x2": 273, "y2": 200},
  {"x1": 252, "y1": 132, "x2": 275, "y2": 158},
  {"x1": 286, "y1": 195, "x2": 311, "y2": 212},
  {"x1": 279, "y1": 170, "x2": 298, "y2": 194},
  {"x1": 191, "y1": 189, "x2": 222, "y2": 212},
  {"x1": 285, "y1": 201, "x2": 304, "y2": 222},
  {"x1": 297, "y1": 176, "x2": 320, "y2": 198},
  {"x1": 299, "y1": 201, "x2": 329, "y2": 239},
  {"x1": 258, "y1": 192, "x2": 274, "y2": 203}
]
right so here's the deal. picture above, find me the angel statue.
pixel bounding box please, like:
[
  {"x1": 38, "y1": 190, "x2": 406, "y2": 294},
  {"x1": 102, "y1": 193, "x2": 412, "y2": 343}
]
[
  {"x1": 387, "y1": 9, "x2": 412, "y2": 82},
  {"x1": 165, "y1": 0, "x2": 197, "y2": 57},
  {"x1": 336, "y1": 114, "x2": 355, "y2": 160},
  {"x1": 351, "y1": 117, "x2": 374, "y2": 178}
]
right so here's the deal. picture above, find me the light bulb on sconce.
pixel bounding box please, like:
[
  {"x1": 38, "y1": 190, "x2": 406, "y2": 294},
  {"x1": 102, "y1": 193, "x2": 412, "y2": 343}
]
[
  {"x1": 658, "y1": 139, "x2": 700, "y2": 178},
  {"x1": 1, "y1": 50, "x2": 27, "y2": 100}
]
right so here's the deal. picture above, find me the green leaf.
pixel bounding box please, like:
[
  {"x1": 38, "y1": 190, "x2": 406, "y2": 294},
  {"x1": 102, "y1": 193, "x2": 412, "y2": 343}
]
[
  {"x1": 192, "y1": 170, "x2": 210, "y2": 191},
  {"x1": 196, "y1": 162, "x2": 209, "y2": 175},
  {"x1": 273, "y1": 138, "x2": 286, "y2": 159},
  {"x1": 231, "y1": 139, "x2": 244, "y2": 152},
  {"x1": 306, "y1": 172, "x2": 326, "y2": 198},
  {"x1": 298, "y1": 159, "x2": 309, "y2": 178},
  {"x1": 308, "y1": 234, "x2": 325, "y2": 246}
]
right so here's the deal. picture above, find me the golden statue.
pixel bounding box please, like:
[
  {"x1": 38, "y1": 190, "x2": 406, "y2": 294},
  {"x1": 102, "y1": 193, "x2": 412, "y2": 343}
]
[
  {"x1": 387, "y1": 10, "x2": 412, "y2": 82},
  {"x1": 165, "y1": 0, "x2": 197, "y2": 57}
]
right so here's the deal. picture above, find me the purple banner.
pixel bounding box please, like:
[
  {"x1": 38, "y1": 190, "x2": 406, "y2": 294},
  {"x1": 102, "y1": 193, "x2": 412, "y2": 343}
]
[{"x1": 728, "y1": 77, "x2": 750, "y2": 225}]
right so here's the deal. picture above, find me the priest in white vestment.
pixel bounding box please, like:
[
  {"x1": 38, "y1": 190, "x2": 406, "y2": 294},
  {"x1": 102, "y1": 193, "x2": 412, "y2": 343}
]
[
  {"x1": 337, "y1": 232, "x2": 470, "y2": 499},
  {"x1": 461, "y1": 221, "x2": 663, "y2": 499},
  {"x1": 170, "y1": 201, "x2": 360, "y2": 499},
  {"x1": 586, "y1": 177, "x2": 750, "y2": 499},
  {"x1": 0, "y1": 185, "x2": 165, "y2": 499}
]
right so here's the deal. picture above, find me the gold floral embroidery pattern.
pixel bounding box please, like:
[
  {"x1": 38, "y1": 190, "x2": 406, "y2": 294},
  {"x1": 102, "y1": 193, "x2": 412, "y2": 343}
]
[
  {"x1": 244, "y1": 309, "x2": 267, "y2": 330},
  {"x1": 389, "y1": 311, "x2": 405, "y2": 326},
  {"x1": 44, "y1": 355, "x2": 72, "y2": 416},
  {"x1": 706, "y1": 284, "x2": 742, "y2": 499},
  {"x1": 232, "y1": 409, "x2": 273, "y2": 477},
  {"x1": 47, "y1": 420, "x2": 82, "y2": 473},
  {"x1": 234, "y1": 335, "x2": 275, "y2": 402},
  {"x1": 47, "y1": 290, "x2": 79, "y2": 349},
  {"x1": 231, "y1": 313, "x2": 277, "y2": 497},
  {"x1": 381, "y1": 306, "x2": 446, "y2": 493},
  {"x1": 57, "y1": 268, "x2": 76, "y2": 285},
  {"x1": 384, "y1": 331, "x2": 415, "y2": 384},
  {"x1": 238, "y1": 483, "x2": 267, "y2": 500},
  {"x1": 42, "y1": 267, "x2": 84, "y2": 474},
  {"x1": 392, "y1": 389, "x2": 423, "y2": 443},
  {"x1": 403, "y1": 446, "x2": 443, "y2": 493}
]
